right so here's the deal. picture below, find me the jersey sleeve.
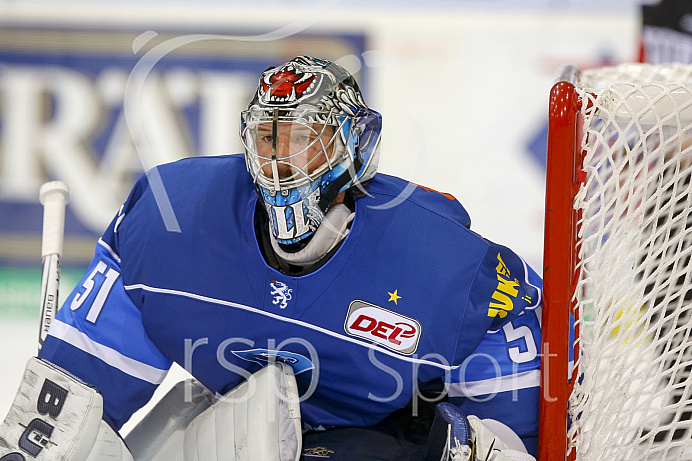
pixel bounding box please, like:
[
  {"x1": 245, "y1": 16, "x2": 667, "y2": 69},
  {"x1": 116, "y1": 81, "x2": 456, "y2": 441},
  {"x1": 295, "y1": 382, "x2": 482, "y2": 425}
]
[
  {"x1": 449, "y1": 243, "x2": 543, "y2": 457},
  {"x1": 448, "y1": 306, "x2": 542, "y2": 456},
  {"x1": 38, "y1": 178, "x2": 173, "y2": 431}
]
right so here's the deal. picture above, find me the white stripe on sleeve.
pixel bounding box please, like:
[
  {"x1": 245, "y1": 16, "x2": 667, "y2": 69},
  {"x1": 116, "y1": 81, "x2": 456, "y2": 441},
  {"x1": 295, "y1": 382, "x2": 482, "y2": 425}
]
[
  {"x1": 48, "y1": 319, "x2": 168, "y2": 384},
  {"x1": 448, "y1": 369, "x2": 540, "y2": 398}
]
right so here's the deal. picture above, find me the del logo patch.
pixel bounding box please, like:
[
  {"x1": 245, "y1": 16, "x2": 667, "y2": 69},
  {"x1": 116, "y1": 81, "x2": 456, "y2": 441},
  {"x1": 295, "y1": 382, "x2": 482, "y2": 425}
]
[{"x1": 344, "y1": 300, "x2": 421, "y2": 355}]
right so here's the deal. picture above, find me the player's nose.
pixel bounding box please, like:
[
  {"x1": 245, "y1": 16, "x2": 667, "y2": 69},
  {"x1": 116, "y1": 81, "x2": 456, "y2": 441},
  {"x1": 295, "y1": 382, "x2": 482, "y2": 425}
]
[{"x1": 275, "y1": 135, "x2": 294, "y2": 158}]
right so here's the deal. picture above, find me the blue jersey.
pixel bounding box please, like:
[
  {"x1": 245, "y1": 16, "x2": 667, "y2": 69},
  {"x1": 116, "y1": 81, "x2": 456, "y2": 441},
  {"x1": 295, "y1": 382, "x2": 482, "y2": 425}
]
[{"x1": 39, "y1": 154, "x2": 543, "y2": 455}]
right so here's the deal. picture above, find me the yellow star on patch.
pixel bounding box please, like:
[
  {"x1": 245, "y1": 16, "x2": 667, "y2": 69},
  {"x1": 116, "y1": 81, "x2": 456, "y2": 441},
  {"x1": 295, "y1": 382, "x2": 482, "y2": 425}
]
[{"x1": 388, "y1": 289, "x2": 402, "y2": 305}]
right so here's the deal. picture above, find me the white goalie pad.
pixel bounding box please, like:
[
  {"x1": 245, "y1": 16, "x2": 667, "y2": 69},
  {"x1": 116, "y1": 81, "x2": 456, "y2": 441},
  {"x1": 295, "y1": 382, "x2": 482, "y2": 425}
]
[
  {"x1": 126, "y1": 362, "x2": 302, "y2": 461},
  {"x1": 0, "y1": 357, "x2": 133, "y2": 461},
  {"x1": 184, "y1": 362, "x2": 302, "y2": 461},
  {"x1": 124, "y1": 378, "x2": 215, "y2": 460}
]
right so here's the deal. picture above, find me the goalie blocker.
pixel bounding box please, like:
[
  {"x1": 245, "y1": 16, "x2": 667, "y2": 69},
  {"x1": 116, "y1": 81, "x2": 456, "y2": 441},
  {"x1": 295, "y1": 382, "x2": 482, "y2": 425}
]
[{"x1": 0, "y1": 357, "x2": 132, "y2": 461}]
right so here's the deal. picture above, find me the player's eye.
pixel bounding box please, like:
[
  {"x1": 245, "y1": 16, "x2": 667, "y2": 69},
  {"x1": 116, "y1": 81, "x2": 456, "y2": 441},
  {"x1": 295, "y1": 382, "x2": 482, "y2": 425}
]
[
  {"x1": 258, "y1": 134, "x2": 273, "y2": 143},
  {"x1": 292, "y1": 133, "x2": 311, "y2": 143}
]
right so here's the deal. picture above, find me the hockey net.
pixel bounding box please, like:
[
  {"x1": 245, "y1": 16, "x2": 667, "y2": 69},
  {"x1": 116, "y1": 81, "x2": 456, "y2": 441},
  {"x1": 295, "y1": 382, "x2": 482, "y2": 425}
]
[{"x1": 540, "y1": 63, "x2": 692, "y2": 461}]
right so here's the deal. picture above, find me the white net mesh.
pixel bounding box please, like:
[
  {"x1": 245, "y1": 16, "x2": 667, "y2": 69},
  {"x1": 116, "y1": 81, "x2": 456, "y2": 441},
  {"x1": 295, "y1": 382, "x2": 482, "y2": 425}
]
[{"x1": 568, "y1": 63, "x2": 692, "y2": 460}]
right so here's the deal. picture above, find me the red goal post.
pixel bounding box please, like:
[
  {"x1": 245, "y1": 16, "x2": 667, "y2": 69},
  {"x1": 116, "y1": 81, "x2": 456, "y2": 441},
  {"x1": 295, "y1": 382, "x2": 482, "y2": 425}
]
[
  {"x1": 539, "y1": 64, "x2": 581, "y2": 461},
  {"x1": 539, "y1": 63, "x2": 692, "y2": 461}
]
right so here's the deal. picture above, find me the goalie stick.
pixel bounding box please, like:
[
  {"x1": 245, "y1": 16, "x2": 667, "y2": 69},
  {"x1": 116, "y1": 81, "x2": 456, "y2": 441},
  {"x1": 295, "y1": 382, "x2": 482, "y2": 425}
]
[{"x1": 38, "y1": 181, "x2": 70, "y2": 351}]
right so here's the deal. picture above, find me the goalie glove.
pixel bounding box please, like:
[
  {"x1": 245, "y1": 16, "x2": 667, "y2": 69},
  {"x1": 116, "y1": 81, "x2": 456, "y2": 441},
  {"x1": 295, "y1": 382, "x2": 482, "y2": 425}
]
[
  {"x1": 425, "y1": 403, "x2": 535, "y2": 461},
  {"x1": 0, "y1": 357, "x2": 133, "y2": 461}
]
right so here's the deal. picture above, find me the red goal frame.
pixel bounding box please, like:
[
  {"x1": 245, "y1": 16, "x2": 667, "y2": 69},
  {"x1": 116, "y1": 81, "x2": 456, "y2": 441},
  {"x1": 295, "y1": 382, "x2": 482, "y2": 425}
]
[{"x1": 538, "y1": 65, "x2": 583, "y2": 461}]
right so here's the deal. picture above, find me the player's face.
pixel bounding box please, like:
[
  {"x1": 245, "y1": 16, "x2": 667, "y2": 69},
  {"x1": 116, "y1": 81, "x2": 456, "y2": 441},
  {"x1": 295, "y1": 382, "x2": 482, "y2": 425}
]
[{"x1": 256, "y1": 122, "x2": 335, "y2": 181}]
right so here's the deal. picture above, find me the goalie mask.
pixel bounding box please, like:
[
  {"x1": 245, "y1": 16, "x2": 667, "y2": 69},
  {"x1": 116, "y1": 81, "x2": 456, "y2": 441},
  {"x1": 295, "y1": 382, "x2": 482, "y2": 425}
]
[{"x1": 241, "y1": 56, "x2": 382, "y2": 245}]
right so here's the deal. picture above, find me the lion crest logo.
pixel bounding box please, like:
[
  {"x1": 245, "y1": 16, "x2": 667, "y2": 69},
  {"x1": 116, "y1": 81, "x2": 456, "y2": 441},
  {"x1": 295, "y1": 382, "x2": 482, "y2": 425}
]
[{"x1": 270, "y1": 280, "x2": 293, "y2": 309}]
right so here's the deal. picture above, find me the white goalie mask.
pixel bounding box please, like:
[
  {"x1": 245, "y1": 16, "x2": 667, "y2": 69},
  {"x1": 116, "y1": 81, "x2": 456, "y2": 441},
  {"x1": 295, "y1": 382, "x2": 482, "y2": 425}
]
[{"x1": 241, "y1": 56, "x2": 382, "y2": 245}]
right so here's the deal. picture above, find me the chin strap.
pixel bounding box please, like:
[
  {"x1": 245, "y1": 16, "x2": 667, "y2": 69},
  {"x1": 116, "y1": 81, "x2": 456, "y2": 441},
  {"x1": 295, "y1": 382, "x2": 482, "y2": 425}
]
[{"x1": 270, "y1": 203, "x2": 354, "y2": 267}]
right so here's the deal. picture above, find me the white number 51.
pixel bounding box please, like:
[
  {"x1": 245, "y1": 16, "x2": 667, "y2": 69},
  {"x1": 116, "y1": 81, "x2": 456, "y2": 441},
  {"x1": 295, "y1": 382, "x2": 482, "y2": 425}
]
[{"x1": 70, "y1": 261, "x2": 120, "y2": 323}]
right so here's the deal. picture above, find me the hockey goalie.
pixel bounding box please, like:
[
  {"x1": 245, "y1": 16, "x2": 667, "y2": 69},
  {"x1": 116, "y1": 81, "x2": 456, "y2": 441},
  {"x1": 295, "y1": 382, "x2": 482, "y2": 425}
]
[{"x1": 0, "y1": 56, "x2": 541, "y2": 461}]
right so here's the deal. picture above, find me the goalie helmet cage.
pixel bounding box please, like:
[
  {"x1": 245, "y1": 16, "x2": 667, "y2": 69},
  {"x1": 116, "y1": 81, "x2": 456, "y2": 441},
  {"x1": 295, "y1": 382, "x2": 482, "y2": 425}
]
[{"x1": 539, "y1": 63, "x2": 692, "y2": 461}]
